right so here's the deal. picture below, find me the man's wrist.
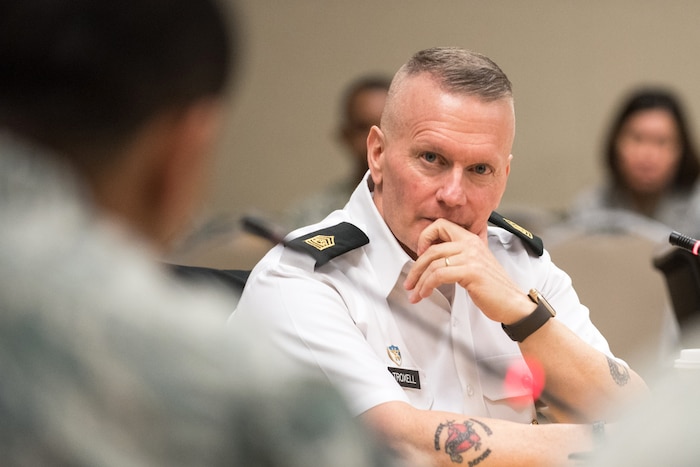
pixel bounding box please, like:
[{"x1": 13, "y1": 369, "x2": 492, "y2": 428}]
[
  {"x1": 501, "y1": 290, "x2": 556, "y2": 342},
  {"x1": 501, "y1": 300, "x2": 538, "y2": 326}
]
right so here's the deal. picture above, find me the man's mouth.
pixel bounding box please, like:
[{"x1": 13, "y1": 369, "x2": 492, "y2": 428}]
[{"x1": 423, "y1": 216, "x2": 472, "y2": 231}]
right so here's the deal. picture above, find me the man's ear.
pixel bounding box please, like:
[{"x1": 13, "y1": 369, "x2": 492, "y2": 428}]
[
  {"x1": 366, "y1": 125, "x2": 384, "y2": 186},
  {"x1": 149, "y1": 99, "x2": 224, "y2": 250}
]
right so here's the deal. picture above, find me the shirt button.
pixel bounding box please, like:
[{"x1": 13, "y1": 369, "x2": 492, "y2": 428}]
[{"x1": 466, "y1": 384, "x2": 474, "y2": 397}]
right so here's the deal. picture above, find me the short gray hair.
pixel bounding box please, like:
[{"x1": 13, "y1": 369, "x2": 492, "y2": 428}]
[{"x1": 394, "y1": 47, "x2": 512, "y2": 102}]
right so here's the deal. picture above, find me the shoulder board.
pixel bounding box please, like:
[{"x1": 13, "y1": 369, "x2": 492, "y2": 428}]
[
  {"x1": 286, "y1": 222, "x2": 369, "y2": 268},
  {"x1": 488, "y1": 211, "x2": 544, "y2": 256}
]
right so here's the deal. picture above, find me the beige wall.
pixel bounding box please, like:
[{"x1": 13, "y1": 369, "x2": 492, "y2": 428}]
[{"x1": 208, "y1": 0, "x2": 700, "y2": 225}]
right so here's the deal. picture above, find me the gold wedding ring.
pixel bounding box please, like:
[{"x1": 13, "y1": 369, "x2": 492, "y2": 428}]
[{"x1": 445, "y1": 257, "x2": 451, "y2": 267}]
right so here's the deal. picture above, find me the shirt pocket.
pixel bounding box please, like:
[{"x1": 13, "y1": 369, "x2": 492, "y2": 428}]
[{"x1": 478, "y1": 354, "x2": 536, "y2": 423}]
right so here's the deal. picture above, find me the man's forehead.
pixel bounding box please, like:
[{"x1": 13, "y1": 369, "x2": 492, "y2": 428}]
[
  {"x1": 402, "y1": 87, "x2": 513, "y2": 129},
  {"x1": 383, "y1": 73, "x2": 514, "y2": 140},
  {"x1": 396, "y1": 73, "x2": 513, "y2": 111}
]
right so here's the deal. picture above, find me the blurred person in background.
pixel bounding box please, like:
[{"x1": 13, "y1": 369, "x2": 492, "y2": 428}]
[
  {"x1": 284, "y1": 74, "x2": 391, "y2": 230},
  {"x1": 0, "y1": 0, "x2": 395, "y2": 465},
  {"x1": 565, "y1": 87, "x2": 700, "y2": 242},
  {"x1": 166, "y1": 75, "x2": 390, "y2": 269}
]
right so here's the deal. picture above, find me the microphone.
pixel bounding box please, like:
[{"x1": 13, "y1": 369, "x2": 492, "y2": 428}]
[
  {"x1": 240, "y1": 215, "x2": 288, "y2": 245},
  {"x1": 669, "y1": 231, "x2": 700, "y2": 255}
]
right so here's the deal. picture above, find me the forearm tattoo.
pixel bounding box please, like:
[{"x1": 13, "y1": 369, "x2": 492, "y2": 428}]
[
  {"x1": 434, "y1": 418, "x2": 493, "y2": 465},
  {"x1": 606, "y1": 356, "x2": 630, "y2": 386}
]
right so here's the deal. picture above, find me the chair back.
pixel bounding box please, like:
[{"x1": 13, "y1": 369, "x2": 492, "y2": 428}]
[{"x1": 547, "y1": 232, "x2": 678, "y2": 379}]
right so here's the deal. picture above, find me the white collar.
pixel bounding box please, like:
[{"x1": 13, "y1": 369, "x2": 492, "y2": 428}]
[{"x1": 345, "y1": 172, "x2": 414, "y2": 299}]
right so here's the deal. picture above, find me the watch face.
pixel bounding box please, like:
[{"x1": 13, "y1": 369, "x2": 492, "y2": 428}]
[{"x1": 529, "y1": 289, "x2": 556, "y2": 317}]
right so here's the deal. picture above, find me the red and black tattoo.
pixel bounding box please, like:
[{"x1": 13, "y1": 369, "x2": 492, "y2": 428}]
[{"x1": 434, "y1": 418, "x2": 492, "y2": 465}]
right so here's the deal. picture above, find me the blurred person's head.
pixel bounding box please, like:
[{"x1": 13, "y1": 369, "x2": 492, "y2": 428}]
[
  {"x1": 0, "y1": 0, "x2": 237, "y2": 250},
  {"x1": 368, "y1": 47, "x2": 514, "y2": 257},
  {"x1": 604, "y1": 88, "x2": 700, "y2": 200},
  {"x1": 0, "y1": 2, "x2": 401, "y2": 466},
  {"x1": 338, "y1": 75, "x2": 390, "y2": 183}
]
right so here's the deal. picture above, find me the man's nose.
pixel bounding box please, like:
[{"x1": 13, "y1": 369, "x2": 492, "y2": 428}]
[{"x1": 436, "y1": 171, "x2": 467, "y2": 207}]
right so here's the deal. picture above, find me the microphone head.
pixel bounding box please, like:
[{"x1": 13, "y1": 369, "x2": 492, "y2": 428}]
[
  {"x1": 669, "y1": 230, "x2": 700, "y2": 254},
  {"x1": 240, "y1": 215, "x2": 287, "y2": 245}
]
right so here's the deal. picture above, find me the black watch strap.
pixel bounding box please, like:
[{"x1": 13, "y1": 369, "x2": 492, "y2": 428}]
[{"x1": 501, "y1": 300, "x2": 553, "y2": 342}]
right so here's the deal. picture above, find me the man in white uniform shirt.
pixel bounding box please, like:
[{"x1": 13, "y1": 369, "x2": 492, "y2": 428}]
[{"x1": 232, "y1": 47, "x2": 648, "y2": 466}]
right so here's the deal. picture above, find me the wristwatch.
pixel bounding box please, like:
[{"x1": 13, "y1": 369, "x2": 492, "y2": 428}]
[{"x1": 501, "y1": 289, "x2": 557, "y2": 342}]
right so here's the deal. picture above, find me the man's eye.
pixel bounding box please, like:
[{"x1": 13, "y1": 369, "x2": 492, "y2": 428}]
[
  {"x1": 422, "y1": 152, "x2": 438, "y2": 163},
  {"x1": 473, "y1": 164, "x2": 490, "y2": 175}
]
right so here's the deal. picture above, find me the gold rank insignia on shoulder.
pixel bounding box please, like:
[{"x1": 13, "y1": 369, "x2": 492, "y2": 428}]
[
  {"x1": 286, "y1": 222, "x2": 369, "y2": 268},
  {"x1": 488, "y1": 211, "x2": 544, "y2": 257},
  {"x1": 304, "y1": 234, "x2": 335, "y2": 251},
  {"x1": 502, "y1": 217, "x2": 534, "y2": 239}
]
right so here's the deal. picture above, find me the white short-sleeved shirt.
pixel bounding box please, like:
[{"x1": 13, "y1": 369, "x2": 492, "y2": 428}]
[{"x1": 232, "y1": 174, "x2": 616, "y2": 422}]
